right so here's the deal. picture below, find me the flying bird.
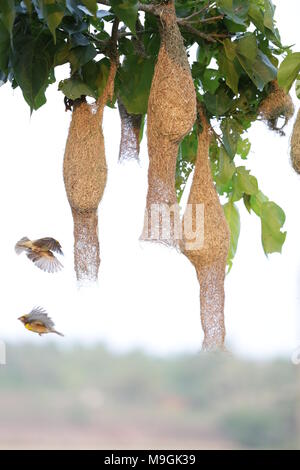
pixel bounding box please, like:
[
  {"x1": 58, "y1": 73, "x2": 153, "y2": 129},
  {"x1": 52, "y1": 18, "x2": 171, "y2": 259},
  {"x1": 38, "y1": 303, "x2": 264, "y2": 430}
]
[
  {"x1": 18, "y1": 307, "x2": 64, "y2": 337},
  {"x1": 15, "y1": 236, "x2": 63, "y2": 273}
]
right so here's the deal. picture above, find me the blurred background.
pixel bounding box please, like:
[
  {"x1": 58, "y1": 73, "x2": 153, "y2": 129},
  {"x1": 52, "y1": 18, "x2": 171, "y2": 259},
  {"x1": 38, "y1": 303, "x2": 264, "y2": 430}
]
[
  {"x1": 0, "y1": 0, "x2": 300, "y2": 450},
  {"x1": 0, "y1": 344, "x2": 299, "y2": 449}
]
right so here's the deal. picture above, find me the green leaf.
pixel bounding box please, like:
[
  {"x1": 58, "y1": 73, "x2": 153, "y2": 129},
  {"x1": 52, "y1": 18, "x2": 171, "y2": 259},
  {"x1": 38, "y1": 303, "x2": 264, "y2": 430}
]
[
  {"x1": 236, "y1": 34, "x2": 258, "y2": 64},
  {"x1": 81, "y1": 58, "x2": 110, "y2": 98},
  {"x1": 39, "y1": 0, "x2": 65, "y2": 43},
  {"x1": 243, "y1": 193, "x2": 251, "y2": 213},
  {"x1": 176, "y1": 128, "x2": 198, "y2": 201},
  {"x1": 231, "y1": 166, "x2": 258, "y2": 201},
  {"x1": 218, "y1": 49, "x2": 240, "y2": 94},
  {"x1": 54, "y1": 41, "x2": 71, "y2": 66},
  {"x1": 118, "y1": 55, "x2": 155, "y2": 114},
  {"x1": 237, "y1": 48, "x2": 277, "y2": 91},
  {"x1": 250, "y1": 190, "x2": 268, "y2": 217},
  {"x1": 260, "y1": 201, "x2": 286, "y2": 254},
  {"x1": 221, "y1": 118, "x2": 241, "y2": 158},
  {"x1": 223, "y1": 201, "x2": 240, "y2": 271},
  {"x1": 223, "y1": 38, "x2": 236, "y2": 61},
  {"x1": 263, "y1": 0, "x2": 280, "y2": 42},
  {"x1": 0, "y1": 0, "x2": 15, "y2": 36},
  {"x1": 139, "y1": 114, "x2": 145, "y2": 144},
  {"x1": 216, "y1": 147, "x2": 235, "y2": 189},
  {"x1": 110, "y1": 0, "x2": 138, "y2": 34},
  {"x1": 217, "y1": 0, "x2": 249, "y2": 26},
  {"x1": 81, "y1": 0, "x2": 98, "y2": 15},
  {"x1": 236, "y1": 137, "x2": 251, "y2": 159},
  {"x1": 69, "y1": 44, "x2": 97, "y2": 73},
  {"x1": 203, "y1": 86, "x2": 232, "y2": 116},
  {"x1": 58, "y1": 76, "x2": 96, "y2": 100},
  {"x1": 296, "y1": 75, "x2": 300, "y2": 100},
  {"x1": 0, "y1": 19, "x2": 10, "y2": 72},
  {"x1": 248, "y1": 3, "x2": 265, "y2": 33},
  {"x1": 180, "y1": 129, "x2": 198, "y2": 164},
  {"x1": 197, "y1": 42, "x2": 214, "y2": 66},
  {"x1": 201, "y1": 68, "x2": 220, "y2": 94},
  {"x1": 12, "y1": 29, "x2": 55, "y2": 110},
  {"x1": 278, "y1": 52, "x2": 300, "y2": 94}
]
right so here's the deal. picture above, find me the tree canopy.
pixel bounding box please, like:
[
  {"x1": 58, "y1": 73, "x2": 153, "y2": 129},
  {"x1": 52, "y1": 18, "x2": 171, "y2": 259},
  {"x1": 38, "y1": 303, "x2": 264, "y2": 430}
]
[{"x1": 0, "y1": 0, "x2": 299, "y2": 268}]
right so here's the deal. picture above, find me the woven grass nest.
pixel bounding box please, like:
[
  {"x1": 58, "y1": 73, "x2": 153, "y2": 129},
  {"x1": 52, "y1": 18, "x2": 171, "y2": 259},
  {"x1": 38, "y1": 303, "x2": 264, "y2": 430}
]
[
  {"x1": 291, "y1": 108, "x2": 300, "y2": 175},
  {"x1": 181, "y1": 105, "x2": 230, "y2": 351},
  {"x1": 118, "y1": 99, "x2": 142, "y2": 163},
  {"x1": 259, "y1": 80, "x2": 294, "y2": 134},
  {"x1": 63, "y1": 61, "x2": 117, "y2": 282},
  {"x1": 140, "y1": 0, "x2": 196, "y2": 247}
]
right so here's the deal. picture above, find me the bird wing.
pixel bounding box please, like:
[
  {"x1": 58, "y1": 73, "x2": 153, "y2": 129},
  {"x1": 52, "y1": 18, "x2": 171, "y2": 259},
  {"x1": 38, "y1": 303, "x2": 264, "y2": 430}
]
[
  {"x1": 15, "y1": 237, "x2": 31, "y2": 254},
  {"x1": 27, "y1": 308, "x2": 55, "y2": 329},
  {"x1": 33, "y1": 238, "x2": 63, "y2": 255},
  {"x1": 27, "y1": 251, "x2": 63, "y2": 273}
]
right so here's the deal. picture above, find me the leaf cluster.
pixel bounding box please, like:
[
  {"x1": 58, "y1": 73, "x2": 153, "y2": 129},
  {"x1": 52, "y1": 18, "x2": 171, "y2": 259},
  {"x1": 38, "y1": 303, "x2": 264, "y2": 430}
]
[{"x1": 0, "y1": 0, "x2": 295, "y2": 264}]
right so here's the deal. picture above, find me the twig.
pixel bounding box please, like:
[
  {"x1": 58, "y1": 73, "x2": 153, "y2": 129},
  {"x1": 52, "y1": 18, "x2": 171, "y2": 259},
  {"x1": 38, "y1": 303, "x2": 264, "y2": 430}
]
[
  {"x1": 184, "y1": 1, "x2": 216, "y2": 21},
  {"x1": 198, "y1": 14, "x2": 224, "y2": 23},
  {"x1": 109, "y1": 16, "x2": 120, "y2": 63},
  {"x1": 97, "y1": 0, "x2": 160, "y2": 15},
  {"x1": 97, "y1": 1, "x2": 222, "y2": 44},
  {"x1": 178, "y1": 22, "x2": 217, "y2": 43}
]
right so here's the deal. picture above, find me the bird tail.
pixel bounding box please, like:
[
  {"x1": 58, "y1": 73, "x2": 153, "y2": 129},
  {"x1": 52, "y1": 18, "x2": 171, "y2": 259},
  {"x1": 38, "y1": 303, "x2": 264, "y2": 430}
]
[
  {"x1": 15, "y1": 237, "x2": 30, "y2": 254},
  {"x1": 52, "y1": 330, "x2": 64, "y2": 337}
]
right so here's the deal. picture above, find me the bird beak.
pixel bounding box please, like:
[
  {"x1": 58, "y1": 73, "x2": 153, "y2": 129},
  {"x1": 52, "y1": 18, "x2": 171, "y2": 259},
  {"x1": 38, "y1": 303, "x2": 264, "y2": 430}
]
[{"x1": 17, "y1": 317, "x2": 23, "y2": 321}]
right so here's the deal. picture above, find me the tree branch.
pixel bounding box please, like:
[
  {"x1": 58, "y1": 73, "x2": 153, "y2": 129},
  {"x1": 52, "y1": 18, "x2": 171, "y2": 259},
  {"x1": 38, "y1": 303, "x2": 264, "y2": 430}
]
[
  {"x1": 178, "y1": 22, "x2": 217, "y2": 43},
  {"x1": 97, "y1": 1, "x2": 224, "y2": 44},
  {"x1": 98, "y1": 1, "x2": 160, "y2": 15}
]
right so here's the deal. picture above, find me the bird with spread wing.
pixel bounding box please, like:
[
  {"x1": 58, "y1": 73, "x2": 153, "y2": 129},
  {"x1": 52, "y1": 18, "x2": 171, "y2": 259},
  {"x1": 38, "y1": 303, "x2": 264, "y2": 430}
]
[
  {"x1": 15, "y1": 237, "x2": 63, "y2": 273},
  {"x1": 18, "y1": 307, "x2": 64, "y2": 337}
]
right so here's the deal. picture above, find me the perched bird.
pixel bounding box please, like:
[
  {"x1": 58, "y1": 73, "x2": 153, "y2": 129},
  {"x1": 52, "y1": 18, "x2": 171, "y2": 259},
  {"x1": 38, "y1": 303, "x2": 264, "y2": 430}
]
[
  {"x1": 18, "y1": 307, "x2": 64, "y2": 337},
  {"x1": 15, "y1": 236, "x2": 63, "y2": 273}
]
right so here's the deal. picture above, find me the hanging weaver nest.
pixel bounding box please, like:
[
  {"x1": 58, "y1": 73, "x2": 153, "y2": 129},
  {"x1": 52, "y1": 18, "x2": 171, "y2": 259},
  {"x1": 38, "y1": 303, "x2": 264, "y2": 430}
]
[
  {"x1": 181, "y1": 104, "x2": 230, "y2": 351},
  {"x1": 140, "y1": 0, "x2": 196, "y2": 247},
  {"x1": 291, "y1": 108, "x2": 300, "y2": 174},
  {"x1": 63, "y1": 55, "x2": 117, "y2": 282},
  {"x1": 259, "y1": 80, "x2": 294, "y2": 135},
  {"x1": 118, "y1": 98, "x2": 142, "y2": 162}
]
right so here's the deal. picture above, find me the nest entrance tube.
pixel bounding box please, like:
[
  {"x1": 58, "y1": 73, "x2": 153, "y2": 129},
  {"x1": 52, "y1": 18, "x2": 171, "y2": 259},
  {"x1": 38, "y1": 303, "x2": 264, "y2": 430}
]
[
  {"x1": 140, "y1": 0, "x2": 196, "y2": 247},
  {"x1": 182, "y1": 107, "x2": 230, "y2": 351},
  {"x1": 291, "y1": 109, "x2": 300, "y2": 174},
  {"x1": 72, "y1": 209, "x2": 100, "y2": 282},
  {"x1": 118, "y1": 99, "x2": 142, "y2": 162},
  {"x1": 63, "y1": 57, "x2": 117, "y2": 282}
]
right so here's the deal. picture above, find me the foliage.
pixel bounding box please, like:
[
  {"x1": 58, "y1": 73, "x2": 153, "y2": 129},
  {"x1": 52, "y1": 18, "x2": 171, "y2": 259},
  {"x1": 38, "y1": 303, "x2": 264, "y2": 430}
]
[
  {"x1": 278, "y1": 52, "x2": 300, "y2": 95},
  {"x1": 0, "y1": 0, "x2": 298, "y2": 266}
]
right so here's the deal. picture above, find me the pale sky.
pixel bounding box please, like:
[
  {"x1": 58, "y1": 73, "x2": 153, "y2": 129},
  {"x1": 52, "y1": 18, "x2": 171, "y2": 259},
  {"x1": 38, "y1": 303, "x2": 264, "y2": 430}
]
[{"x1": 0, "y1": 0, "x2": 299, "y2": 359}]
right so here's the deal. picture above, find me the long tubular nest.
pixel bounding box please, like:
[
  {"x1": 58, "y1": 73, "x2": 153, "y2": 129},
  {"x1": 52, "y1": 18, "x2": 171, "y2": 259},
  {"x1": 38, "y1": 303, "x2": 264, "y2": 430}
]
[
  {"x1": 141, "y1": 0, "x2": 196, "y2": 246},
  {"x1": 181, "y1": 104, "x2": 230, "y2": 351}
]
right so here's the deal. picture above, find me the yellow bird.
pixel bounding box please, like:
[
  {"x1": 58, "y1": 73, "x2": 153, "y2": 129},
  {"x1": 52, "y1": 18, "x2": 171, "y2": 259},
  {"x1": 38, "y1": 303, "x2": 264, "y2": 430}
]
[
  {"x1": 18, "y1": 307, "x2": 64, "y2": 337},
  {"x1": 15, "y1": 236, "x2": 63, "y2": 273}
]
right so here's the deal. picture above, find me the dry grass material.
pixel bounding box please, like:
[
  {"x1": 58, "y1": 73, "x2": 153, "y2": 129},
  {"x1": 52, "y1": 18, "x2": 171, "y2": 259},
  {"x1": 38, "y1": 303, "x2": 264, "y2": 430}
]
[
  {"x1": 141, "y1": 0, "x2": 196, "y2": 246},
  {"x1": 259, "y1": 80, "x2": 294, "y2": 134},
  {"x1": 182, "y1": 105, "x2": 230, "y2": 351},
  {"x1": 291, "y1": 108, "x2": 300, "y2": 174},
  {"x1": 63, "y1": 61, "x2": 117, "y2": 282},
  {"x1": 118, "y1": 99, "x2": 142, "y2": 162}
]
